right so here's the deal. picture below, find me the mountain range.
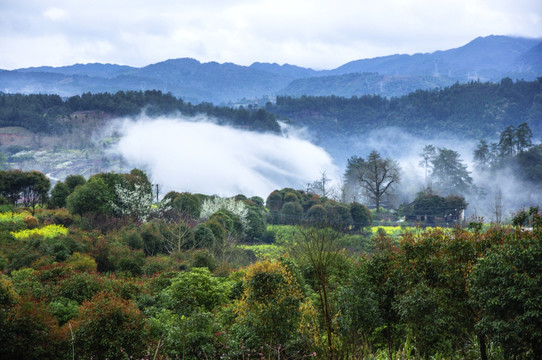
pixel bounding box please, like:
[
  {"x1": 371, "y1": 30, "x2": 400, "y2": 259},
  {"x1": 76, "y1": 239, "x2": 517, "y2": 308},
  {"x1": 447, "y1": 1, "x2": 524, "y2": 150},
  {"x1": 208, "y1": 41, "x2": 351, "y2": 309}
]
[{"x1": 1, "y1": 35, "x2": 540, "y2": 104}]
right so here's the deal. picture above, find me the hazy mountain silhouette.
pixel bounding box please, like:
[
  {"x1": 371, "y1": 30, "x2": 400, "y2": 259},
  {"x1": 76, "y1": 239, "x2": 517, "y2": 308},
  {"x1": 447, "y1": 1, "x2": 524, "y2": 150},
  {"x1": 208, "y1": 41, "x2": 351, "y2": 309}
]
[{"x1": 1, "y1": 35, "x2": 540, "y2": 104}]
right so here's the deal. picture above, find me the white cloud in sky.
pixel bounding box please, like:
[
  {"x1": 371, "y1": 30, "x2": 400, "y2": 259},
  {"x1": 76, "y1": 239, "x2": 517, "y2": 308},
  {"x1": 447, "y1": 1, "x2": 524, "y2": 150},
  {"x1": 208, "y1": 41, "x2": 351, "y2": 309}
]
[
  {"x1": 0, "y1": 0, "x2": 540, "y2": 69},
  {"x1": 43, "y1": 7, "x2": 69, "y2": 21}
]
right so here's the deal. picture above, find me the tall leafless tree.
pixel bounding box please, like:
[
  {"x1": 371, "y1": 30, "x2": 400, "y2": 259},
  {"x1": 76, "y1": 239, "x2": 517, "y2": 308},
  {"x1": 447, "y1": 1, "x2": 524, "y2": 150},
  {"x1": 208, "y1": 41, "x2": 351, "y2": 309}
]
[
  {"x1": 355, "y1": 151, "x2": 400, "y2": 213},
  {"x1": 490, "y1": 187, "x2": 504, "y2": 224}
]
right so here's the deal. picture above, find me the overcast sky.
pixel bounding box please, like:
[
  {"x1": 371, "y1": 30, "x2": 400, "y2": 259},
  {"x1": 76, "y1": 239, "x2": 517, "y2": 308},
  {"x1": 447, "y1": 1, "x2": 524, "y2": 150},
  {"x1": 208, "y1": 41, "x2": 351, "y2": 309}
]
[{"x1": 1, "y1": 0, "x2": 541, "y2": 70}]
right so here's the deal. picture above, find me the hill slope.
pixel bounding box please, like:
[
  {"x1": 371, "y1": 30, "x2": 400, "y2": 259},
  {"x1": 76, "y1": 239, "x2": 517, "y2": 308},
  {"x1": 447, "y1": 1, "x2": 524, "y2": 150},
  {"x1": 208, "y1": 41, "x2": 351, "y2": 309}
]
[{"x1": 1, "y1": 35, "x2": 540, "y2": 103}]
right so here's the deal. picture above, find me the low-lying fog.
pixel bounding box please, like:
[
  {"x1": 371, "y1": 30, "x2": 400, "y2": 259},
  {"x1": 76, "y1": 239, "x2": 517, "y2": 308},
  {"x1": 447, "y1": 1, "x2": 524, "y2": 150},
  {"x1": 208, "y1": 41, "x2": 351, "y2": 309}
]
[
  {"x1": 109, "y1": 115, "x2": 540, "y2": 221},
  {"x1": 110, "y1": 115, "x2": 338, "y2": 197}
]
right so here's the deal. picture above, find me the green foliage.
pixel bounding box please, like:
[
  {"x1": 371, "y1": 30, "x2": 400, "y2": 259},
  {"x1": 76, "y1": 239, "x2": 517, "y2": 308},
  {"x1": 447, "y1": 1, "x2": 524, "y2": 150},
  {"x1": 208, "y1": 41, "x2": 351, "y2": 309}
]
[
  {"x1": 430, "y1": 147, "x2": 473, "y2": 195},
  {"x1": 192, "y1": 223, "x2": 216, "y2": 249},
  {"x1": 57, "y1": 272, "x2": 107, "y2": 304},
  {"x1": 64, "y1": 174, "x2": 86, "y2": 192},
  {"x1": 0, "y1": 210, "x2": 28, "y2": 232},
  {"x1": 162, "y1": 267, "x2": 230, "y2": 316},
  {"x1": 71, "y1": 291, "x2": 150, "y2": 360},
  {"x1": 164, "y1": 191, "x2": 202, "y2": 218},
  {"x1": 4, "y1": 162, "x2": 542, "y2": 359},
  {"x1": 343, "y1": 151, "x2": 400, "y2": 212},
  {"x1": 113, "y1": 248, "x2": 145, "y2": 276},
  {"x1": 48, "y1": 297, "x2": 79, "y2": 325},
  {"x1": 470, "y1": 228, "x2": 542, "y2": 358},
  {"x1": 64, "y1": 252, "x2": 97, "y2": 272},
  {"x1": 66, "y1": 176, "x2": 113, "y2": 217},
  {"x1": 400, "y1": 192, "x2": 468, "y2": 219},
  {"x1": 350, "y1": 203, "x2": 372, "y2": 230},
  {"x1": 474, "y1": 122, "x2": 542, "y2": 185},
  {"x1": 270, "y1": 78, "x2": 542, "y2": 141},
  {"x1": 0, "y1": 91, "x2": 281, "y2": 134},
  {"x1": 281, "y1": 201, "x2": 304, "y2": 224},
  {"x1": 141, "y1": 255, "x2": 176, "y2": 276},
  {"x1": 200, "y1": 197, "x2": 248, "y2": 233},
  {"x1": 325, "y1": 202, "x2": 353, "y2": 229},
  {"x1": 237, "y1": 243, "x2": 284, "y2": 260},
  {"x1": 336, "y1": 265, "x2": 382, "y2": 357},
  {"x1": 139, "y1": 221, "x2": 164, "y2": 255},
  {"x1": 229, "y1": 260, "x2": 305, "y2": 356},
  {"x1": 245, "y1": 207, "x2": 266, "y2": 241},
  {"x1": 154, "y1": 309, "x2": 226, "y2": 360},
  {"x1": 266, "y1": 188, "x2": 334, "y2": 226},
  {"x1": 190, "y1": 249, "x2": 218, "y2": 271},
  {"x1": 307, "y1": 204, "x2": 327, "y2": 224},
  {"x1": 517, "y1": 144, "x2": 542, "y2": 184},
  {"x1": 267, "y1": 224, "x2": 304, "y2": 246},
  {"x1": 0, "y1": 170, "x2": 51, "y2": 213},
  {"x1": 48, "y1": 181, "x2": 70, "y2": 208},
  {"x1": 0, "y1": 297, "x2": 62, "y2": 360}
]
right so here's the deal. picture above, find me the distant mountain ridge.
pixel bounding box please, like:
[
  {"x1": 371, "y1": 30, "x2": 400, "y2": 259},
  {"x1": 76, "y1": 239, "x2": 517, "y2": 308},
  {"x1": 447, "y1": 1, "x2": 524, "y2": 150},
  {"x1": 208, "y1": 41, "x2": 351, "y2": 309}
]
[
  {"x1": 329, "y1": 36, "x2": 539, "y2": 78},
  {"x1": 1, "y1": 35, "x2": 540, "y2": 104}
]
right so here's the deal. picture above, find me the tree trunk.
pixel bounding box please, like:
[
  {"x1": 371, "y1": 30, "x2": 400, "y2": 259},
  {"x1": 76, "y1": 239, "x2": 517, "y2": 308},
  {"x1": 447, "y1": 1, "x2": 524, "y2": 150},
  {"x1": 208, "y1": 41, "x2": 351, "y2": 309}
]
[
  {"x1": 321, "y1": 270, "x2": 334, "y2": 360},
  {"x1": 387, "y1": 324, "x2": 393, "y2": 360},
  {"x1": 478, "y1": 334, "x2": 488, "y2": 360}
]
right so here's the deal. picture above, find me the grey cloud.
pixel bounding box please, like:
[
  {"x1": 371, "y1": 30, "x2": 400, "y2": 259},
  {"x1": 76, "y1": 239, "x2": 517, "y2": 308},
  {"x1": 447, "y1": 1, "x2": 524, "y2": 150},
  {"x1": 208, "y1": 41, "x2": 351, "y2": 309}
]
[{"x1": 0, "y1": 0, "x2": 541, "y2": 70}]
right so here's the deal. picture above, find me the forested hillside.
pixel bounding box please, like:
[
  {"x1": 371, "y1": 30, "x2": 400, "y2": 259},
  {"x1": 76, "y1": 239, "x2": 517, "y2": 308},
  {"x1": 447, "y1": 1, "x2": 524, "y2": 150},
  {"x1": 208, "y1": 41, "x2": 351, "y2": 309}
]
[
  {"x1": 278, "y1": 72, "x2": 456, "y2": 98},
  {"x1": 0, "y1": 90, "x2": 280, "y2": 135},
  {"x1": 269, "y1": 78, "x2": 542, "y2": 141},
  {"x1": 2, "y1": 77, "x2": 538, "y2": 144},
  {"x1": 1, "y1": 166, "x2": 541, "y2": 359}
]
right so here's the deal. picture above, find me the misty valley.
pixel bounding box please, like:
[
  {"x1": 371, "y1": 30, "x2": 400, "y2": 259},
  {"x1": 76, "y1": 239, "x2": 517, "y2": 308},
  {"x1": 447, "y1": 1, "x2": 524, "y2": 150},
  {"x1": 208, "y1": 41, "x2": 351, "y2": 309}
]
[
  {"x1": 1, "y1": 79, "x2": 541, "y2": 222},
  {"x1": 1, "y1": 60, "x2": 542, "y2": 358}
]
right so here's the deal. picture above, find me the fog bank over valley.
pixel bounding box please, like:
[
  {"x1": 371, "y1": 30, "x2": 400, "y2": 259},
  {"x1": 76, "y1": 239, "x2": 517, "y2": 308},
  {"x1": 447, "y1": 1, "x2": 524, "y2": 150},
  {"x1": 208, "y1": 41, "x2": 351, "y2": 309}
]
[
  {"x1": 103, "y1": 113, "x2": 542, "y2": 221},
  {"x1": 110, "y1": 115, "x2": 338, "y2": 197}
]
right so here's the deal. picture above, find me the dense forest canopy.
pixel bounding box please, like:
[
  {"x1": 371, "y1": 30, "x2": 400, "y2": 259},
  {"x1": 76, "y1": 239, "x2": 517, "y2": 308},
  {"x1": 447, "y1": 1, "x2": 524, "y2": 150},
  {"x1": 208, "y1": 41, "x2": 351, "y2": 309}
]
[
  {"x1": 0, "y1": 90, "x2": 281, "y2": 134},
  {"x1": 268, "y1": 77, "x2": 542, "y2": 140},
  {"x1": 1, "y1": 165, "x2": 542, "y2": 359},
  {"x1": 1, "y1": 78, "x2": 541, "y2": 143}
]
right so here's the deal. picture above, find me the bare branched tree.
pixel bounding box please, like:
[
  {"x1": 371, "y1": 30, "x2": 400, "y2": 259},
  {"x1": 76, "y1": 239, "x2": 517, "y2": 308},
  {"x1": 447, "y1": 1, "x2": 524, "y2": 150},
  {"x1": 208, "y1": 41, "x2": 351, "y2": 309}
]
[
  {"x1": 489, "y1": 187, "x2": 504, "y2": 224},
  {"x1": 356, "y1": 151, "x2": 400, "y2": 213},
  {"x1": 159, "y1": 209, "x2": 198, "y2": 253},
  {"x1": 307, "y1": 170, "x2": 333, "y2": 198}
]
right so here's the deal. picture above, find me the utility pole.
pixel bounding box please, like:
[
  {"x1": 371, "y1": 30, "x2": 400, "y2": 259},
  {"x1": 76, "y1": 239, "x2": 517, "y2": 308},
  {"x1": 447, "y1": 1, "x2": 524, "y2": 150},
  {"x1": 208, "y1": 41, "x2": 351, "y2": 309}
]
[{"x1": 155, "y1": 184, "x2": 159, "y2": 203}]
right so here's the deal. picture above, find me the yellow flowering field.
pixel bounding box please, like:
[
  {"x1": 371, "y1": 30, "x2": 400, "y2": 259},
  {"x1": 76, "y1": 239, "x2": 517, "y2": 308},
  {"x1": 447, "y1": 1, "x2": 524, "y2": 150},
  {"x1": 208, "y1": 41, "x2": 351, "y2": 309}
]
[
  {"x1": 11, "y1": 224, "x2": 68, "y2": 239},
  {"x1": 0, "y1": 211, "x2": 30, "y2": 224}
]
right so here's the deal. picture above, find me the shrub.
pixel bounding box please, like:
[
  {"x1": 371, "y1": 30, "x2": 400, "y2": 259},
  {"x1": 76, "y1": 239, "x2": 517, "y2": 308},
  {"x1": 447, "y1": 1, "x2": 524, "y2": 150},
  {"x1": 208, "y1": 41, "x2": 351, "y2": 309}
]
[
  {"x1": 162, "y1": 267, "x2": 230, "y2": 316},
  {"x1": 190, "y1": 249, "x2": 218, "y2": 271},
  {"x1": 307, "y1": 204, "x2": 327, "y2": 224},
  {"x1": 0, "y1": 211, "x2": 28, "y2": 232},
  {"x1": 281, "y1": 202, "x2": 303, "y2": 225},
  {"x1": 65, "y1": 252, "x2": 97, "y2": 272},
  {"x1": 70, "y1": 291, "x2": 150, "y2": 360},
  {"x1": 245, "y1": 208, "x2": 266, "y2": 241},
  {"x1": 193, "y1": 224, "x2": 216, "y2": 249},
  {"x1": 57, "y1": 272, "x2": 107, "y2": 304},
  {"x1": 48, "y1": 297, "x2": 80, "y2": 325},
  {"x1": 141, "y1": 256, "x2": 174, "y2": 276},
  {"x1": 23, "y1": 215, "x2": 39, "y2": 229},
  {"x1": 140, "y1": 221, "x2": 164, "y2": 256},
  {"x1": 1, "y1": 297, "x2": 63, "y2": 360},
  {"x1": 230, "y1": 260, "x2": 304, "y2": 355},
  {"x1": 155, "y1": 309, "x2": 226, "y2": 360}
]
